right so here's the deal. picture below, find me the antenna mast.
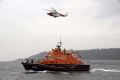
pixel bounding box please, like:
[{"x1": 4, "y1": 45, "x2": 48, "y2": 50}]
[{"x1": 56, "y1": 36, "x2": 62, "y2": 50}]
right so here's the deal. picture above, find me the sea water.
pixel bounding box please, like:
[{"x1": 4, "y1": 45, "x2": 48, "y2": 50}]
[{"x1": 0, "y1": 60, "x2": 120, "y2": 80}]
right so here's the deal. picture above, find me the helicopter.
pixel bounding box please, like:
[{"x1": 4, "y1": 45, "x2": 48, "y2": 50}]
[{"x1": 44, "y1": 8, "x2": 68, "y2": 18}]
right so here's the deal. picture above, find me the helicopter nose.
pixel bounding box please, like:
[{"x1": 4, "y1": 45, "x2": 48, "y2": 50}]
[{"x1": 47, "y1": 13, "x2": 50, "y2": 15}]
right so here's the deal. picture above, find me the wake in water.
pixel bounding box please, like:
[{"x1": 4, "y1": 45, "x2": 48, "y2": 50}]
[
  {"x1": 59, "y1": 72, "x2": 70, "y2": 75},
  {"x1": 91, "y1": 68, "x2": 120, "y2": 73},
  {"x1": 24, "y1": 70, "x2": 70, "y2": 75},
  {"x1": 41, "y1": 71, "x2": 70, "y2": 75}
]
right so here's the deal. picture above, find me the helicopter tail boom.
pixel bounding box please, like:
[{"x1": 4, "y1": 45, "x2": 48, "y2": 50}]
[{"x1": 60, "y1": 13, "x2": 68, "y2": 17}]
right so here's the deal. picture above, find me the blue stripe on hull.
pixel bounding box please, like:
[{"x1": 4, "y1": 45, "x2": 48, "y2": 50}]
[{"x1": 22, "y1": 63, "x2": 90, "y2": 71}]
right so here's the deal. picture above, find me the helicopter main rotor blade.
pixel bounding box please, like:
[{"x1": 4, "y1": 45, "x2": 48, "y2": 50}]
[
  {"x1": 44, "y1": 9, "x2": 53, "y2": 11},
  {"x1": 58, "y1": 8, "x2": 64, "y2": 10},
  {"x1": 50, "y1": 7, "x2": 64, "y2": 11},
  {"x1": 51, "y1": 7, "x2": 55, "y2": 10}
]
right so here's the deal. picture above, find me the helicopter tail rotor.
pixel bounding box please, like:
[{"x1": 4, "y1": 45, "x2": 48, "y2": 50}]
[{"x1": 65, "y1": 13, "x2": 68, "y2": 16}]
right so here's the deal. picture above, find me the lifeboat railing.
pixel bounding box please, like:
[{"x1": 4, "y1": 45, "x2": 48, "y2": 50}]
[
  {"x1": 85, "y1": 61, "x2": 90, "y2": 65},
  {"x1": 25, "y1": 59, "x2": 37, "y2": 63},
  {"x1": 24, "y1": 59, "x2": 45, "y2": 64}
]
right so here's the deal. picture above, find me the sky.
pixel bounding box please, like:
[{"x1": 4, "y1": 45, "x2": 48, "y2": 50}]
[{"x1": 0, "y1": 0, "x2": 120, "y2": 61}]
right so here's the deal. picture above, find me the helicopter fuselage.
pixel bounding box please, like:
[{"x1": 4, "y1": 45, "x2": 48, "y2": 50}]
[
  {"x1": 47, "y1": 12, "x2": 67, "y2": 18},
  {"x1": 47, "y1": 12, "x2": 59, "y2": 18}
]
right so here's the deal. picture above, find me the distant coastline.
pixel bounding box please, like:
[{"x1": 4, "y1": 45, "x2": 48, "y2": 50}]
[{"x1": 15, "y1": 48, "x2": 120, "y2": 61}]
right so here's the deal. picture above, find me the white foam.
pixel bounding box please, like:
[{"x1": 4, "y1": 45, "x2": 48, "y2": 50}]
[
  {"x1": 91, "y1": 68, "x2": 120, "y2": 73},
  {"x1": 41, "y1": 70, "x2": 50, "y2": 73},
  {"x1": 60, "y1": 72, "x2": 70, "y2": 75}
]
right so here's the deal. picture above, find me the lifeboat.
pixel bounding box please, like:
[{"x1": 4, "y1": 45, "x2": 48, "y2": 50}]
[{"x1": 22, "y1": 37, "x2": 90, "y2": 71}]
